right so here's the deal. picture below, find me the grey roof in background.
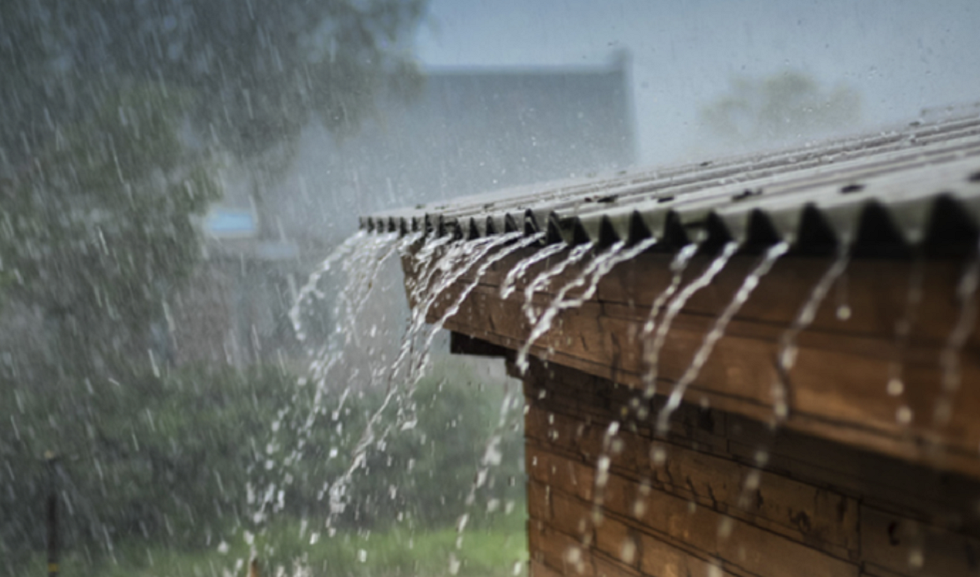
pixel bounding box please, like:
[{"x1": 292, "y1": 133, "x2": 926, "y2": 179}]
[
  {"x1": 269, "y1": 59, "x2": 634, "y2": 249},
  {"x1": 362, "y1": 114, "x2": 980, "y2": 257}
]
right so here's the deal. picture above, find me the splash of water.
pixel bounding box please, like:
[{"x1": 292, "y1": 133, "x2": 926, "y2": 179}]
[
  {"x1": 771, "y1": 245, "x2": 850, "y2": 423},
  {"x1": 516, "y1": 237, "x2": 658, "y2": 373},
  {"x1": 306, "y1": 233, "x2": 410, "y2": 405},
  {"x1": 393, "y1": 234, "x2": 515, "y2": 385},
  {"x1": 644, "y1": 242, "x2": 739, "y2": 398},
  {"x1": 655, "y1": 242, "x2": 789, "y2": 435}
]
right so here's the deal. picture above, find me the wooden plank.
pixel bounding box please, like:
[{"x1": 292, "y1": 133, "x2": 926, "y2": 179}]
[
  {"x1": 726, "y1": 412, "x2": 980, "y2": 536},
  {"x1": 526, "y1": 444, "x2": 595, "y2": 503},
  {"x1": 860, "y1": 505, "x2": 980, "y2": 577},
  {"x1": 638, "y1": 436, "x2": 860, "y2": 559},
  {"x1": 532, "y1": 431, "x2": 859, "y2": 561},
  {"x1": 528, "y1": 519, "x2": 596, "y2": 577},
  {"x1": 410, "y1": 236, "x2": 980, "y2": 477},
  {"x1": 458, "y1": 249, "x2": 980, "y2": 348},
  {"x1": 601, "y1": 471, "x2": 859, "y2": 577},
  {"x1": 637, "y1": 531, "x2": 738, "y2": 577},
  {"x1": 530, "y1": 558, "x2": 565, "y2": 577},
  {"x1": 442, "y1": 288, "x2": 980, "y2": 477},
  {"x1": 593, "y1": 516, "x2": 640, "y2": 570},
  {"x1": 592, "y1": 554, "x2": 642, "y2": 577}
]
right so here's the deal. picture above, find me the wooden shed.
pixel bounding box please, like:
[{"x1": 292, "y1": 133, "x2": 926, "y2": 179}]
[{"x1": 363, "y1": 115, "x2": 980, "y2": 577}]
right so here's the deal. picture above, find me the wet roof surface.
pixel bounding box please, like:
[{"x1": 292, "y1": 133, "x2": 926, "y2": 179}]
[{"x1": 362, "y1": 114, "x2": 980, "y2": 256}]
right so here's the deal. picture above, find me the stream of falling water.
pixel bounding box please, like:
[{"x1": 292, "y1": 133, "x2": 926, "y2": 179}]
[
  {"x1": 639, "y1": 244, "x2": 699, "y2": 400},
  {"x1": 887, "y1": 255, "x2": 924, "y2": 424},
  {"x1": 644, "y1": 242, "x2": 739, "y2": 395},
  {"x1": 655, "y1": 241, "x2": 789, "y2": 435},
  {"x1": 500, "y1": 241, "x2": 568, "y2": 300},
  {"x1": 410, "y1": 232, "x2": 544, "y2": 383},
  {"x1": 323, "y1": 232, "x2": 538, "y2": 536},
  {"x1": 934, "y1": 242, "x2": 980, "y2": 426},
  {"x1": 522, "y1": 242, "x2": 594, "y2": 325},
  {"x1": 251, "y1": 231, "x2": 406, "y2": 530},
  {"x1": 723, "y1": 244, "x2": 851, "y2": 541},
  {"x1": 289, "y1": 230, "x2": 371, "y2": 343},
  {"x1": 516, "y1": 238, "x2": 659, "y2": 374},
  {"x1": 770, "y1": 245, "x2": 850, "y2": 423}
]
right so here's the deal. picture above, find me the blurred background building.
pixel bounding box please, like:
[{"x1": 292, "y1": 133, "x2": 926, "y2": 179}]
[{"x1": 175, "y1": 54, "x2": 636, "y2": 367}]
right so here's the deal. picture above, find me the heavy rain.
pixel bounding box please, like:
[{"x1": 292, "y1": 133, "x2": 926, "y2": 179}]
[{"x1": 3, "y1": 2, "x2": 980, "y2": 577}]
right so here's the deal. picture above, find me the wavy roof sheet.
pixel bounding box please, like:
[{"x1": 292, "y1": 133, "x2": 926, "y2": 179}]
[{"x1": 361, "y1": 114, "x2": 980, "y2": 256}]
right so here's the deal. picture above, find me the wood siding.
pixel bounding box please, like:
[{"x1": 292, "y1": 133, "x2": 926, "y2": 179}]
[
  {"x1": 521, "y1": 358, "x2": 980, "y2": 577},
  {"x1": 422, "y1": 247, "x2": 980, "y2": 478}
]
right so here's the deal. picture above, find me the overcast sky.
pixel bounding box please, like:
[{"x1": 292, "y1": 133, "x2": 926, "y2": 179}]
[{"x1": 415, "y1": 0, "x2": 980, "y2": 166}]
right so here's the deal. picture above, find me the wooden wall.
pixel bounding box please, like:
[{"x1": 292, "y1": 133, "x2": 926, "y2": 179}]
[
  {"x1": 426, "y1": 248, "x2": 980, "y2": 478},
  {"x1": 520, "y1": 356, "x2": 980, "y2": 577}
]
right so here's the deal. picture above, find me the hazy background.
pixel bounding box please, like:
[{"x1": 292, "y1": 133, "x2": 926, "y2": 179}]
[
  {"x1": 3, "y1": 2, "x2": 980, "y2": 575},
  {"x1": 416, "y1": 0, "x2": 980, "y2": 165}
]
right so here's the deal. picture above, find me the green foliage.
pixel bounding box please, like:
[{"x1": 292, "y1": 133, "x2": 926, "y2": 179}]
[
  {"x1": 0, "y1": 81, "x2": 219, "y2": 379},
  {"x1": 14, "y1": 524, "x2": 527, "y2": 577},
  {"x1": 0, "y1": 357, "x2": 526, "y2": 575},
  {"x1": 700, "y1": 70, "x2": 861, "y2": 145}
]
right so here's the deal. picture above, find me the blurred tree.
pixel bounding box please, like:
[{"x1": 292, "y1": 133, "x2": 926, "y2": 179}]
[
  {"x1": 0, "y1": 84, "x2": 218, "y2": 380},
  {"x1": 699, "y1": 70, "x2": 861, "y2": 145},
  {"x1": 0, "y1": 0, "x2": 426, "y2": 374},
  {"x1": 0, "y1": 0, "x2": 425, "y2": 234},
  {"x1": 0, "y1": 1, "x2": 427, "y2": 561}
]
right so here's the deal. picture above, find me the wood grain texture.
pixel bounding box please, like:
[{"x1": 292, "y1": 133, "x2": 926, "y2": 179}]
[
  {"x1": 522, "y1": 358, "x2": 980, "y2": 577},
  {"x1": 410, "y1": 243, "x2": 980, "y2": 477}
]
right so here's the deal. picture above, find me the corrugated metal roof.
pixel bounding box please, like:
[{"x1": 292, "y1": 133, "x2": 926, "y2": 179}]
[{"x1": 361, "y1": 114, "x2": 980, "y2": 256}]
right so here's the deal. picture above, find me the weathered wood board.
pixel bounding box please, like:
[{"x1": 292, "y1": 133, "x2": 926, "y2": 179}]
[
  {"x1": 522, "y1": 358, "x2": 980, "y2": 577},
  {"x1": 410, "y1": 245, "x2": 980, "y2": 477}
]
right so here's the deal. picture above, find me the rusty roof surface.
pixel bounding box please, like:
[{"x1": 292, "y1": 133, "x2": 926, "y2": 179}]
[{"x1": 361, "y1": 113, "x2": 980, "y2": 256}]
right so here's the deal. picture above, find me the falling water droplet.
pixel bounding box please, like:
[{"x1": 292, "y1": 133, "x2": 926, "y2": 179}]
[
  {"x1": 908, "y1": 547, "x2": 924, "y2": 569},
  {"x1": 641, "y1": 243, "x2": 698, "y2": 398},
  {"x1": 517, "y1": 238, "x2": 657, "y2": 373},
  {"x1": 887, "y1": 378, "x2": 904, "y2": 396},
  {"x1": 896, "y1": 406, "x2": 913, "y2": 425},
  {"x1": 501, "y1": 241, "x2": 567, "y2": 299},
  {"x1": 835, "y1": 270, "x2": 851, "y2": 320},
  {"x1": 773, "y1": 246, "x2": 850, "y2": 422},
  {"x1": 656, "y1": 242, "x2": 788, "y2": 435},
  {"x1": 936, "y1": 245, "x2": 980, "y2": 425},
  {"x1": 646, "y1": 242, "x2": 739, "y2": 402}
]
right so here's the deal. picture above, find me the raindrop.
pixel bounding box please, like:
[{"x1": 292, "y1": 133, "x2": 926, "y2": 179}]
[
  {"x1": 773, "y1": 246, "x2": 850, "y2": 421},
  {"x1": 887, "y1": 378, "x2": 905, "y2": 396},
  {"x1": 936, "y1": 244, "x2": 980, "y2": 425},
  {"x1": 908, "y1": 547, "x2": 925, "y2": 569},
  {"x1": 896, "y1": 406, "x2": 913, "y2": 425},
  {"x1": 519, "y1": 238, "x2": 657, "y2": 373},
  {"x1": 646, "y1": 242, "x2": 739, "y2": 400},
  {"x1": 656, "y1": 242, "x2": 788, "y2": 434}
]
